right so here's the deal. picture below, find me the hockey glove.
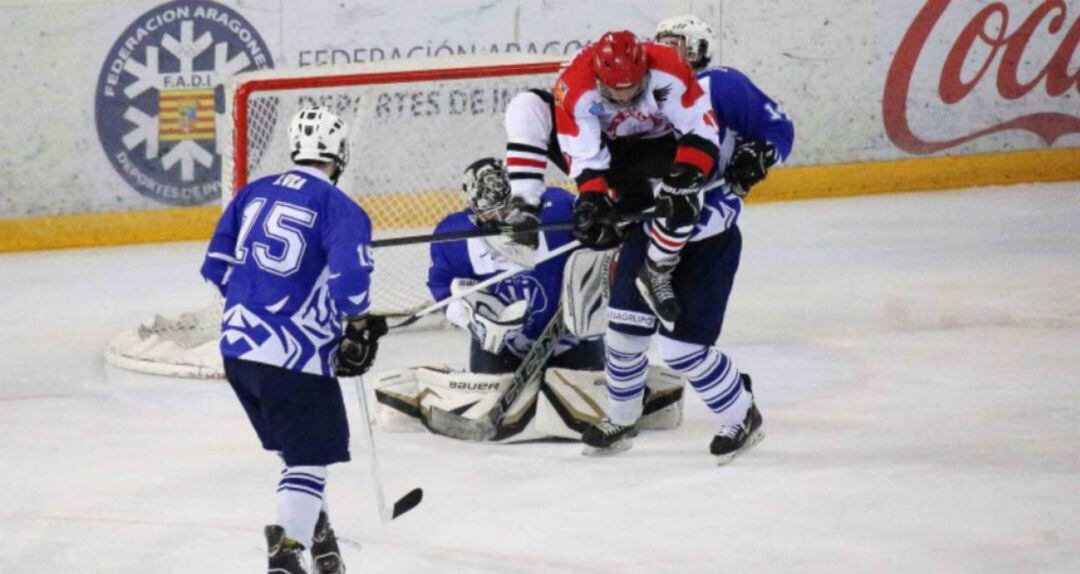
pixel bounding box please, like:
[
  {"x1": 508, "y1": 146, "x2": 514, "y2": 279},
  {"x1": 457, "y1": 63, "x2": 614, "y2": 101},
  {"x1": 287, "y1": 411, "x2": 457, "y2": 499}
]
[
  {"x1": 573, "y1": 192, "x2": 626, "y2": 250},
  {"x1": 726, "y1": 140, "x2": 778, "y2": 198},
  {"x1": 655, "y1": 164, "x2": 705, "y2": 228},
  {"x1": 336, "y1": 315, "x2": 389, "y2": 377},
  {"x1": 503, "y1": 197, "x2": 541, "y2": 249}
]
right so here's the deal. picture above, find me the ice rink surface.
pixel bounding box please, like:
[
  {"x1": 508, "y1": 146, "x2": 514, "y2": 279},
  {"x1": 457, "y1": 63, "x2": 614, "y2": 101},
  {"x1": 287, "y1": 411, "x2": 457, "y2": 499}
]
[{"x1": 2, "y1": 182, "x2": 1079, "y2": 573}]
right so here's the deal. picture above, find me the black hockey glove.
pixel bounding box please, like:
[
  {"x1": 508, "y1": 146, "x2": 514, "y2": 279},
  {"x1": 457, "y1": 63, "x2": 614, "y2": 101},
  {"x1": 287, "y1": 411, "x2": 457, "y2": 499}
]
[
  {"x1": 336, "y1": 315, "x2": 389, "y2": 377},
  {"x1": 573, "y1": 192, "x2": 626, "y2": 250},
  {"x1": 726, "y1": 140, "x2": 778, "y2": 198},
  {"x1": 503, "y1": 197, "x2": 541, "y2": 249},
  {"x1": 655, "y1": 164, "x2": 705, "y2": 228}
]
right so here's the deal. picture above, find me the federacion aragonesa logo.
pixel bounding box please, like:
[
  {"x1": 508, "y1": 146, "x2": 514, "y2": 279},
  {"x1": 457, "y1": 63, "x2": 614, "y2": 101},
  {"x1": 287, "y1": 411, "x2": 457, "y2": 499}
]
[{"x1": 95, "y1": 1, "x2": 273, "y2": 206}]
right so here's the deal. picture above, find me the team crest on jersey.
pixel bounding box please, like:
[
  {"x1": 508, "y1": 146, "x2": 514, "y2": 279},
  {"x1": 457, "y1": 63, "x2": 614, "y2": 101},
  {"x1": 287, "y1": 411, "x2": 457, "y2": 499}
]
[
  {"x1": 492, "y1": 275, "x2": 549, "y2": 332},
  {"x1": 95, "y1": 1, "x2": 273, "y2": 206}
]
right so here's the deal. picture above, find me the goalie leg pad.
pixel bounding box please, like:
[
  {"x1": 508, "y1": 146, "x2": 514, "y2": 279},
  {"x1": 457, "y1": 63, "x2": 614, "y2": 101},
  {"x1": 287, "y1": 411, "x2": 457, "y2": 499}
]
[
  {"x1": 371, "y1": 366, "x2": 546, "y2": 442},
  {"x1": 536, "y1": 366, "x2": 685, "y2": 439}
]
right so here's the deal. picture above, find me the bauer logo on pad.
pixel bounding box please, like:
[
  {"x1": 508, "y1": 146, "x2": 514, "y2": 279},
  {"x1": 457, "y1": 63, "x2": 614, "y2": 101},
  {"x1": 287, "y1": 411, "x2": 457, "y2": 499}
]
[{"x1": 94, "y1": 0, "x2": 274, "y2": 206}]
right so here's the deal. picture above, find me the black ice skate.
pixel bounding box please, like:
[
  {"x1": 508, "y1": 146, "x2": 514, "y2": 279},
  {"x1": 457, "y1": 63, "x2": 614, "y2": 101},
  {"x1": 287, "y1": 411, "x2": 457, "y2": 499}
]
[
  {"x1": 311, "y1": 511, "x2": 346, "y2": 574},
  {"x1": 635, "y1": 257, "x2": 680, "y2": 331},
  {"x1": 582, "y1": 419, "x2": 638, "y2": 456},
  {"x1": 266, "y1": 525, "x2": 310, "y2": 574},
  {"x1": 710, "y1": 392, "x2": 765, "y2": 466}
]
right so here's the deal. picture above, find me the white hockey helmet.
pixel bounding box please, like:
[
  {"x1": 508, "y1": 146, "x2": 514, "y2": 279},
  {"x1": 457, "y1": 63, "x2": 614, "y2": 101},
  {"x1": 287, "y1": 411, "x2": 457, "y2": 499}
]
[
  {"x1": 655, "y1": 15, "x2": 714, "y2": 71},
  {"x1": 461, "y1": 157, "x2": 511, "y2": 223},
  {"x1": 288, "y1": 106, "x2": 349, "y2": 182}
]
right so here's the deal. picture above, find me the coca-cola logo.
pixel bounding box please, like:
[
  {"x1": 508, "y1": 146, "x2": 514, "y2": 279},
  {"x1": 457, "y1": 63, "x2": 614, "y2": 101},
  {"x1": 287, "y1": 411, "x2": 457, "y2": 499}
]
[{"x1": 884, "y1": 0, "x2": 1080, "y2": 154}]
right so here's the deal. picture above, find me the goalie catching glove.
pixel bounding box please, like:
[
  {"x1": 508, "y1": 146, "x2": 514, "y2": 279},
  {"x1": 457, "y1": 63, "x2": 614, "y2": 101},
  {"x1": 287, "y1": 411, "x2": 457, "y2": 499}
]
[
  {"x1": 336, "y1": 315, "x2": 388, "y2": 377},
  {"x1": 450, "y1": 279, "x2": 529, "y2": 354}
]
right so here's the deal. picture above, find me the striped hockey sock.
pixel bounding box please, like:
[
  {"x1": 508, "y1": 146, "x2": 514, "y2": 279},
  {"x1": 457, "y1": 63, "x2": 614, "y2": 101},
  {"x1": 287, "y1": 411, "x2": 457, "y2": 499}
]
[
  {"x1": 277, "y1": 465, "x2": 327, "y2": 549},
  {"x1": 646, "y1": 219, "x2": 693, "y2": 265},
  {"x1": 665, "y1": 344, "x2": 751, "y2": 427},
  {"x1": 604, "y1": 341, "x2": 650, "y2": 425}
]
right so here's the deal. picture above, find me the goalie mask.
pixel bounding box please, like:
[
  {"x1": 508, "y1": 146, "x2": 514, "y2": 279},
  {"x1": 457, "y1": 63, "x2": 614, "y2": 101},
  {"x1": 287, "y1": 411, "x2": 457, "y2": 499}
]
[
  {"x1": 655, "y1": 15, "x2": 714, "y2": 72},
  {"x1": 461, "y1": 157, "x2": 511, "y2": 223},
  {"x1": 288, "y1": 106, "x2": 350, "y2": 184}
]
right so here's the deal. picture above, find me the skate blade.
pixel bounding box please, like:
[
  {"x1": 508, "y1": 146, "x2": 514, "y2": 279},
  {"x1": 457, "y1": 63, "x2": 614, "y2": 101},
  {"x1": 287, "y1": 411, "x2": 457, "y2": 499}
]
[
  {"x1": 582, "y1": 437, "x2": 634, "y2": 457},
  {"x1": 714, "y1": 428, "x2": 765, "y2": 466}
]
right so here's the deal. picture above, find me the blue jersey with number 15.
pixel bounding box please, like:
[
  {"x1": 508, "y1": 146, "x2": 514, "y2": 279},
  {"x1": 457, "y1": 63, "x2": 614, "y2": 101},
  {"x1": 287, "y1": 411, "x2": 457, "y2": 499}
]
[{"x1": 200, "y1": 165, "x2": 374, "y2": 377}]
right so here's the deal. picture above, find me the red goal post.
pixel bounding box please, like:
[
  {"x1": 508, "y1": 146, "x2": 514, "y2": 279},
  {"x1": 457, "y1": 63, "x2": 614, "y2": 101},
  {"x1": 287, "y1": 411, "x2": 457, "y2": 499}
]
[{"x1": 227, "y1": 57, "x2": 565, "y2": 195}]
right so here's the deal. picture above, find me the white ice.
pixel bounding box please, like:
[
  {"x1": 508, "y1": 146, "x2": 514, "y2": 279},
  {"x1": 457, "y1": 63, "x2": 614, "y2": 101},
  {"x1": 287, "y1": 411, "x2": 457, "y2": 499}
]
[{"x1": 2, "y1": 182, "x2": 1078, "y2": 573}]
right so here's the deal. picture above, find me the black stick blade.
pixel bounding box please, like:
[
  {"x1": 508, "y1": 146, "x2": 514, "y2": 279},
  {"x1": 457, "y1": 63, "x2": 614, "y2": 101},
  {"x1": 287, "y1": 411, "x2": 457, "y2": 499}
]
[{"x1": 391, "y1": 488, "x2": 424, "y2": 519}]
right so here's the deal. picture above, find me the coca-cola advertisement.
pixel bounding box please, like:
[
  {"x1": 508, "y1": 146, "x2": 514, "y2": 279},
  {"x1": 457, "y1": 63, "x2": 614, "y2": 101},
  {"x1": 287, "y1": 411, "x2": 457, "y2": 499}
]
[{"x1": 883, "y1": 0, "x2": 1080, "y2": 155}]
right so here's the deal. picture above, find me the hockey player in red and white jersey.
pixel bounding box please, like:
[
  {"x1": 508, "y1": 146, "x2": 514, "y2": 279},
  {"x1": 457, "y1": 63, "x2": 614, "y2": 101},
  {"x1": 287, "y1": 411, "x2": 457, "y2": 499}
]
[
  {"x1": 553, "y1": 30, "x2": 720, "y2": 327},
  {"x1": 576, "y1": 23, "x2": 793, "y2": 463}
]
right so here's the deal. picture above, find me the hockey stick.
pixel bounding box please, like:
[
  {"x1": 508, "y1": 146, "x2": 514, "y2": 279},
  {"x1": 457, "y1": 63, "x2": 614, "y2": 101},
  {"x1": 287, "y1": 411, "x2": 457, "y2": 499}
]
[
  {"x1": 371, "y1": 220, "x2": 577, "y2": 248},
  {"x1": 426, "y1": 306, "x2": 566, "y2": 442},
  {"x1": 370, "y1": 211, "x2": 652, "y2": 249},
  {"x1": 388, "y1": 210, "x2": 655, "y2": 330},
  {"x1": 351, "y1": 376, "x2": 423, "y2": 522},
  {"x1": 389, "y1": 239, "x2": 582, "y2": 330}
]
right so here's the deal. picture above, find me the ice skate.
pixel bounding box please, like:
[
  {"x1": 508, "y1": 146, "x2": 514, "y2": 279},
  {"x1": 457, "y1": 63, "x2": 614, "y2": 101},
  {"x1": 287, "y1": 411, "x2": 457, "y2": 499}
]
[
  {"x1": 582, "y1": 419, "x2": 638, "y2": 456},
  {"x1": 635, "y1": 257, "x2": 680, "y2": 331},
  {"x1": 710, "y1": 397, "x2": 765, "y2": 466},
  {"x1": 266, "y1": 525, "x2": 310, "y2": 574},
  {"x1": 311, "y1": 511, "x2": 345, "y2": 574}
]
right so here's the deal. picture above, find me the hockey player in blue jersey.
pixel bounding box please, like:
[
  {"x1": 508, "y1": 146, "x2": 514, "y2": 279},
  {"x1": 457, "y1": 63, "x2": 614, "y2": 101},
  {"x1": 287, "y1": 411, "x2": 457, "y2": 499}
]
[
  {"x1": 580, "y1": 15, "x2": 795, "y2": 464},
  {"x1": 428, "y1": 157, "x2": 604, "y2": 375},
  {"x1": 200, "y1": 107, "x2": 387, "y2": 574}
]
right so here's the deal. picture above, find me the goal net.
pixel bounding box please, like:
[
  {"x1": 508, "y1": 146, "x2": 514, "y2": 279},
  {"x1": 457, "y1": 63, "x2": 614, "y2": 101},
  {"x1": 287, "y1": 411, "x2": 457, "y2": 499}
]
[{"x1": 106, "y1": 55, "x2": 566, "y2": 378}]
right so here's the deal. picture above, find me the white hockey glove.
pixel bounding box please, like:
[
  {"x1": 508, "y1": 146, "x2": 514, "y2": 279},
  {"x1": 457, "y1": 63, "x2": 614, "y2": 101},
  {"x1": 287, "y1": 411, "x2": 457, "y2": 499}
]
[{"x1": 449, "y1": 279, "x2": 528, "y2": 354}]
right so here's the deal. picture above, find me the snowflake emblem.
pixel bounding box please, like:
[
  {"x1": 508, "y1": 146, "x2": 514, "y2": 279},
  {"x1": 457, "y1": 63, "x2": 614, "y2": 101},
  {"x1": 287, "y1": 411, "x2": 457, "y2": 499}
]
[{"x1": 95, "y1": 1, "x2": 273, "y2": 206}]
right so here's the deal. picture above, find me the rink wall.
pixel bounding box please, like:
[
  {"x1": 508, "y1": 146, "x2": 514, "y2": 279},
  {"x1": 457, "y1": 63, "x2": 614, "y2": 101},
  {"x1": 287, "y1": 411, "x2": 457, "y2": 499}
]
[{"x1": 1, "y1": 0, "x2": 1078, "y2": 252}]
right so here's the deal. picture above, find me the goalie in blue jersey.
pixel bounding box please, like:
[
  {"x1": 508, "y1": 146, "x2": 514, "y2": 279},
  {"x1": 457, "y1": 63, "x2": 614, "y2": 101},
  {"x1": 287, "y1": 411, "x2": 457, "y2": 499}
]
[
  {"x1": 428, "y1": 157, "x2": 605, "y2": 374},
  {"x1": 580, "y1": 15, "x2": 795, "y2": 464},
  {"x1": 200, "y1": 107, "x2": 386, "y2": 574},
  {"x1": 371, "y1": 161, "x2": 687, "y2": 444}
]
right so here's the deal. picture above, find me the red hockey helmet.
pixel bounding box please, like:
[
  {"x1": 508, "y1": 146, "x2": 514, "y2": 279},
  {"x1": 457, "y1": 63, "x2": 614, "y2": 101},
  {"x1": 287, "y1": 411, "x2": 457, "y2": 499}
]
[{"x1": 592, "y1": 31, "x2": 648, "y2": 104}]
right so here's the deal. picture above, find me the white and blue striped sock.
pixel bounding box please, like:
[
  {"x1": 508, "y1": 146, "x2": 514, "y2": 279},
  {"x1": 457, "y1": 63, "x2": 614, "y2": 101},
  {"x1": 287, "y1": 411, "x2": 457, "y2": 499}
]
[
  {"x1": 662, "y1": 339, "x2": 750, "y2": 427},
  {"x1": 276, "y1": 465, "x2": 327, "y2": 549},
  {"x1": 604, "y1": 332, "x2": 651, "y2": 425}
]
